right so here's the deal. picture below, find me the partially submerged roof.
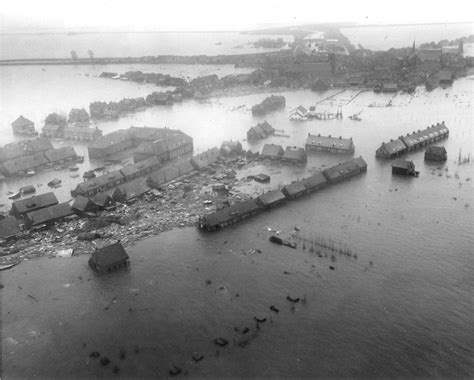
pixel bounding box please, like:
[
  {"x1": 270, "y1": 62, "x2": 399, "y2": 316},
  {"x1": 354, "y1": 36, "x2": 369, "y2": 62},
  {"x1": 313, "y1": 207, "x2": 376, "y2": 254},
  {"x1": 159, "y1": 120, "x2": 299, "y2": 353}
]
[
  {"x1": 301, "y1": 172, "x2": 328, "y2": 189},
  {"x1": 401, "y1": 122, "x2": 449, "y2": 148},
  {"x1": 25, "y1": 202, "x2": 73, "y2": 225},
  {"x1": 323, "y1": 157, "x2": 367, "y2": 181},
  {"x1": 203, "y1": 199, "x2": 260, "y2": 227},
  {"x1": 91, "y1": 242, "x2": 129, "y2": 267},
  {"x1": 74, "y1": 170, "x2": 124, "y2": 194},
  {"x1": 378, "y1": 139, "x2": 407, "y2": 155},
  {"x1": 283, "y1": 181, "x2": 307, "y2": 196},
  {"x1": 425, "y1": 145, "x2": 447, "y2": 154},
  {"x1": 120, "y1": 156, "x2": 159, "y2": 177},
  {"x1": 261, "y1": 144, "x2": 284, "y2": 158},
  {"x1": 12, "y1": 115, "x2": 34, "y2": 128},
  {"x1": 71, "y1": 195, "x2": 92, "y2": 212},
  {"x1": 0, "y1": 217, "x2": 22, "y2": 239},
  {"x1": 283, "y1": 146, "x2": 307, "y2": 162},
  {"x1": 44, "y1": 147, "x2": 77, "y2": 163},
  {"x1": 258, "y1": 189, "x2": 286, "y2": 206},
  {"x1": 191, "y1": 148, "x2": 220, "y2": 170},
  {"x1": 392, "y1": 159, "x2": 415, "y2": 169},
  {"x1": 306, "y1": 134, "x2": 353, "y2": 150}
]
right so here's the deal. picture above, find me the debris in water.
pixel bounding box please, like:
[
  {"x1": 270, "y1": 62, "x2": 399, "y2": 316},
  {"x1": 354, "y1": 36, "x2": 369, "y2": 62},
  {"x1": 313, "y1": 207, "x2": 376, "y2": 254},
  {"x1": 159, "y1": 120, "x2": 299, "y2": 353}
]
[
  {"x1": 254, "y1": 316, "x2": 267, "y2": 323},
  {"x1": 329, "y1": 266, "x2": 335, "y2": 270},
  {"x1": 213, "y1": 337, "x2": 228, "y2": 347},
  {"x1": 169, "y1": 365, "x2": 182, "y2": 376},
  {"x1": 192, "y1": 352, "x2": 204, "y2": 362},
  {"x1": 100, "y1": 356, "x2": 110, "y2": 366},
  {"x1": 270, "y1": 305, "x2": 280, "y2": 313},
  {"x1": 286, "y1": 295, "x2": 300, "y2": 303}
]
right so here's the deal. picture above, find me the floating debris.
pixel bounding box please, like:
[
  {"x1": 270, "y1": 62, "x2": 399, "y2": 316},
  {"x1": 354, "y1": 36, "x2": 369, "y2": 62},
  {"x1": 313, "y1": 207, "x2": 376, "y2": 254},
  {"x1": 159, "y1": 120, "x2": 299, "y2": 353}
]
[
  {"x1": 100, "y1": 356, "x2": 110, "y2": 366},
  {"x1": 254, "y1": 316, "x2": 267, "y2": 323},
  {"x1": 286, "y1": 295, "x2": 300, "y2": 303},
  {"x1": 89, "y1": 351, "x2": 100, "y2": 358},
  {"x1": 192, "y1": 352, "x2": 204, "y2": 362},
  {"x1": 213, "y1": 337, "x2": 228, "y2": 347},
  {"x1": 169, "y1": 365, "x2": 182, "y2": 376},
  {"x1": 270, "y1": 305, "x2": 280, "y2": 313}
]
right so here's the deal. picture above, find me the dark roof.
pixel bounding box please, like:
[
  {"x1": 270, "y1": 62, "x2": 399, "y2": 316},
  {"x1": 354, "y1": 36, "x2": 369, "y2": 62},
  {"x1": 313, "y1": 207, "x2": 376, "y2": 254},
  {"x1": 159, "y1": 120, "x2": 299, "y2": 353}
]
[
  {"x1": 92, "y1": 192, "x2": 112, "y2": 207},
  {"x1": 71, "y1": 195, "x2": 92, "y2": 212},
  {"x1": 25, "y1": 202, "x2": 73, "y2": 226},
  {"x1": 12, "y1": 192, "x2": 59, "y2": 215},
  {"x1": 91, "y1": 242, "x2": 129, "y2": 267},
  {"x1": 301, "y1": 172, "x2": 328, "y2": 189},
  {"x1": 258, "y1": 189, "x2": 286, "y2": 206},
  {"x1": 0, "y1": 142, "x2": 25, "y2": 162},
  {"x1": 247, "y1": 126, "x2": 266, "y2": 139},
  {"x1": 1, "y1": 153, "x2": 48, "y2": 175},
  {"x1": 438, "y1": 70, "x2": 454, "y2": 81},
  {"x1": 203, "y1": 199, "x2": 260, "y2": 227},
  {"x1": 283, "y1": 181, "x2": 307, "y2": 196},
  {"x1": 306, "y1": 134, "x2": 353, "y2": 150},
  {"x1": 261, "y1": 144, "x2": 284, "y2": 158},
  {"x1": 425, "y1": 145, "x2": 447, "y2": 154},
  {"x1": 44, "y1": 147, "x2": 77, "y2": 163},
  {"x1": 12, "y1": 115, "x2": 34, "y2": 128},
  {"x1": 0, "y1": 217, "x2": 22, "y2": 239},
  {"x1": 26, "y1": 138, "x2": 53, "y2": 153},
  {"x1": 63, "y1": 126, "x2": 102, "y2": 136},
  {"x1": 74, "y1": 170, "x2": 124, "y2": 194},
  {"x1": 323, "y1": 157, "x2": 367, "y2": 181},
  {"x1": 392, "y1": 159, "x2": 415, "y2": 170},
  {"x1": 117, "y1": 178, "x2": 149, "y2": 200}
]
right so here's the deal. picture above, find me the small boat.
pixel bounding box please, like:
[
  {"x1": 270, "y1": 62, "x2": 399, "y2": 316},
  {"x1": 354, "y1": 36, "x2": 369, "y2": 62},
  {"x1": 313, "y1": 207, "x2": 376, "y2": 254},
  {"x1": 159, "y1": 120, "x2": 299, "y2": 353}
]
[
  {"x1": 48, "y1": 179, "x2": 62, "y2": 187},
  {"x1": 69, "y1": 166, "x2": 79, "y2": 171},
  {"x1": 213, "y1": 337, "x2": 228, "y2": 347},
  {"x1": 269, "y1": 235, "x2": 296, "y2": 249},
  {"x1": 8, "y1": 191, "x2": 21, "y2": 200},
  {"x1": 94, "y1": 166, "x2": 105, "y2": 172},
  {"x1": 70, "y1": 173, "x2": 79, "y2": 178},
  {"x1": 83, "y1": 170, "x2": 96, "y2": 179}
]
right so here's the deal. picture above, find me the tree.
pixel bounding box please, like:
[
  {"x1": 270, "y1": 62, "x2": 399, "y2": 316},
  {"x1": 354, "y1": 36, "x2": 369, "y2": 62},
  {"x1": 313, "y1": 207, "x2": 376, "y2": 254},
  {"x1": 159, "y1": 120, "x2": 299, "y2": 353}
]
[{"x1": 70, "y1": 50, "x2": 78, "y2": 60}]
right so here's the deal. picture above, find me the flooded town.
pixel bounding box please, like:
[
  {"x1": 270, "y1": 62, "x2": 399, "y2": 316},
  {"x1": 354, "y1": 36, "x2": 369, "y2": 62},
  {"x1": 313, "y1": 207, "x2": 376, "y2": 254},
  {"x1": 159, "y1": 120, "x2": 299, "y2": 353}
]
[{"x1": 1, "y1": 1, "x2": 473, "y2": 378}]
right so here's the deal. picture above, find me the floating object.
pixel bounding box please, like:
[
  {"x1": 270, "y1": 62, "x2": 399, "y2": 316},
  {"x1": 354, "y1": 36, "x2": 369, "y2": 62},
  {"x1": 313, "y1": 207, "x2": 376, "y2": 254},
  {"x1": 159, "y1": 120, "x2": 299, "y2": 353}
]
[
  {"x1": 270, "y1": 305, "x2": 280, "y2": 313},
  {"x1": 26, "y1": 170, "x2": 35, "y2": 176},
  {"x1": 329, "y1": 266, "x2": 335, "y2": 270},
  {"x1": 21, "y1": 185, "x2": 36, "y2": 195},
  {"x1": 47, "y1": 178, "x2": 62, "y2": 187},
  {"x1": 169, "y1": 366, "x2": 182, "y2": 376},
  {"x1": 69, "y1": 166, "x2": 79, "y2": 171},
  {"x1": 269, "y1": 235, "x2": 296, "y2": 249},
  {"x1": 254, "y1": 316, "x2": 267, "y2": 323},
  {"x1": 286, "y1": 296, "x2": 300, "y2": 303},
  {"x1": 83, "y1": 170, "x2": 96, "y2": 179},
  {"x1": 213, "y1": 337, "x2": 228, "y2": 347},
  {"x1": 89, "y1": 351, "x2": 100, "y2": 358},
  {"x1": 0, "y1": 262, "x2": 20, "y2": 271}
]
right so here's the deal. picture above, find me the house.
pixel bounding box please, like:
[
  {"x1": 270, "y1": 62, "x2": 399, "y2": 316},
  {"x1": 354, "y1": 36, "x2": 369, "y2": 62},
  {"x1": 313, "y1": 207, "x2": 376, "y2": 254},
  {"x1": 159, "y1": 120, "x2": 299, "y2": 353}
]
[
  {"x1": 44, "y1": 147, "x2": 77, "y2": 164},
  {"x1": 88, "y1": 242, "x2": 130, "y2": 273},
  {"x1": 391, "y1": 159, "x2": 418, "y2": 176},
  {"x1": 24, "y1": 202, "x2": 74, "y2": 228},
  {"x1": 253, "y1": 173, "x2": 270, "y2": 183},
  {"x1": 116, "y1": 178, "x2": 150, "y2": 202},
  {"x1": 199, "y1": 199, "x2": 261, "y2": 231},
  {"x1": 220, "y1": 141, "x2": 243, "y2": 156},
  {"x1": 0, "y1": 152, "x2": 48, "y2": 176},
  {"x1": 12, "y1": 116, "x2": 36, "y2": 136},
  {"x1": 282, "y1": 181, "x2": 307, "y2": 199},
  {"x1": 425, "y1": 146, "x2": 447, "y2": 162},
  {"x1": 282, "y1": 146, "x2": 307, "y2": 164},
  {"x1": 257, "y1": 189, "x2": 287, "y2": 209},
  {"x1": 10, "y1": 192, "x2": 59, "y2": 218},
  {"x1": 190, "y1": 148, "x2": 220, "y2": 170},
  {"x1": 71, "y1": 195, "x2": 96, "y2": 214},
  {"x1": 63, "y1": 126, "x2": 103, "y2": 142},
  {"x1": 376, "y1": 139, "x2": 408, "y2": 159},
  {"x1": 133, "y1": 130, "x2": 193, "y2": 163},
  {"x1": 25, "y1": 137, "x2": 53, "y2": 155},
  {"x1": 306, "y1": 133, "x2": 355, "y2": 154},
  {"x1": 247, "y1": 121, "x2": 274, "y2": 141},
  {"x1": 0, "y1": 217, "x2": 22, "y2": 240},
  {"x1": 71, "y1": 170, "x2": 125, "y2": 198},
  {"x1": 438, "y1": 70, "x2": 454, "y2": 86},
  {"x1": 290, "y1": 106, "x2": 308, "y2": 121},
  {"x1": 322, "y1": 157, "x2": 368, "y2": 183},
  {"x1": 301, "y1": 172, "x2": 328, "y2": 192},
  {"x1": 92, "y1": 193, "x2": 113, "y2": 210},
  {"x1": 261, "y1": 144, "x2": 284, "y2": 160}
]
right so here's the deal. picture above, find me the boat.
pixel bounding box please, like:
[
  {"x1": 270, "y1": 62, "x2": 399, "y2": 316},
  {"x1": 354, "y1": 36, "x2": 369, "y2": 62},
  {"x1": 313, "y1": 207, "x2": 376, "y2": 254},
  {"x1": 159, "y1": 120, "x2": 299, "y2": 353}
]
[
  {"x1": 8, "y1": 191, "x2": 21, "y2": 200},
  {"x1": 0, "y1": 261, "x2": 20, "y2": 271},
  {"x1": 83, "y1": 170, "x2": 96, "y2": 179},
  {"x1": 21, "y1": 185, "x2": 36, "y2": 195},
  {"x1": 47, "y1": 178, "x2": 62, "y2": 187},
  {"x1": 26, "y1": 170, "x2": 35, "y2": 176},
  {"x1": 348, "y1": 114, "x2": 362, "y2": 121},
  {"x1": 70, "y1": 173, "x2": 80, "y2": 178},
  {"x1": 69, "y1": 166, "x2": 79, "y2": 171}
]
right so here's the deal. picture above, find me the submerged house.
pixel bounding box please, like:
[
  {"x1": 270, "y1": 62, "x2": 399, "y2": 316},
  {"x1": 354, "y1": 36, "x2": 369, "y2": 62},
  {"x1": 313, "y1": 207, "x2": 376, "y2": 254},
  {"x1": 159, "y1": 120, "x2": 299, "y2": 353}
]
[
  {"x1": 260, "y1": 144, "x2": 284, "y2": 160},
  {"x1": 247, "y1": 121, "x2": 274, "y2": 141},
  {"x1": 282, "y1": 181, "x2": 308, "y2": 199},
  {"x1": 88, "y1": 242, "x2": 130, "y2": 273},
  {"x1": 376, "y1": 139, "x2": 408, "y2": 159},
  {"x1": 12, "y1": 116, "x2": 36, "y2": 136},
  {"x1": 424, "y1": 146, "x2": 447, "y2": 162},
  {"x1": 198, "y1": 199, "x2": 261, "y2": 232},
  {"x1": 301, "y1": 172, "x2": 328, "y2": 193},
  {"x1": 322, "y1": 157, "x2": 368, "y2": 183},
  {"x1": 0, "y1": 217, "x2": 22, "y2": 241},
  {"x1": 392, "y1": 159, "x2": 418, "y2": 176},
  {"x1": 257, "y1": 189, "x2": 287, "y2": 209},
  {"x1": 282, "y1": 146, "x2": 307, "y2": 164},
  {"x1": 24, "y1": 202, "x2": 74, "y2": 228},
  {"x1": 400, "y1": 122, "x2": 449, "y2": 152},
  {"x1": 190, "y1": 148, "x2": 220, "y2": 170},
  {"x1": 306, "y1": 133, "x2": 355, "y2": 155}
]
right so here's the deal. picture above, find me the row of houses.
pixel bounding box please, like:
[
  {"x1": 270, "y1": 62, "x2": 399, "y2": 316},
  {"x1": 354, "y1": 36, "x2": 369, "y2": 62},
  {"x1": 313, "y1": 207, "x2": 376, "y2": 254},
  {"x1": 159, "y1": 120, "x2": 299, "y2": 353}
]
[
  {"x1": 88, "y1": 126, "x2": 193, "y2": 161},
  {"x1": 199, "y1": 156, "x2": 367, "y2": 231},
  {"x1": 42, "y1": 124, "x2": 103, "y2": 142},
  {"x1": 306, "y1": 133, "x2": 355, "y2": 155},
  {"x1": 0, "y1": 139, "x2": 78, "y2": 177},
  {"x1": 260, "y1": 144, "x2": 308, "y2": 164},
  {"x1": 375, "y1": 122, "x2": 449, "y2": 159}
]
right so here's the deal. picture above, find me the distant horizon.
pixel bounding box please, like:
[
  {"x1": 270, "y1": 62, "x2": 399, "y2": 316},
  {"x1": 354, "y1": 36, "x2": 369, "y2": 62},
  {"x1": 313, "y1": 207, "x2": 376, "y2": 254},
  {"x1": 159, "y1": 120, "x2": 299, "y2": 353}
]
[{"x1": 1, "y1": 20, "x2": 473, "y2": 36}]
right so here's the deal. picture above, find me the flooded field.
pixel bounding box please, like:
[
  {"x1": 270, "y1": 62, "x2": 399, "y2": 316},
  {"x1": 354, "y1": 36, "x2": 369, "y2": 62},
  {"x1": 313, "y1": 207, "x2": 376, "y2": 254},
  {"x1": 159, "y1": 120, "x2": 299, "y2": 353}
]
[{"x1": 1, "y1": 67, "x2": 474, "y2": 377}]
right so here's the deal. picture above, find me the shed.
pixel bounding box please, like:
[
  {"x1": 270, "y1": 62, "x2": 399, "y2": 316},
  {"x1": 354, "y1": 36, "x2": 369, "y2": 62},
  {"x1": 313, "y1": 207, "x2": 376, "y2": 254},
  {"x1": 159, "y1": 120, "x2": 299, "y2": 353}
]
[
  {"x1": 88, "y1": 242, "x2": 130, "y2": 273},
  {"x1": 0, "y1": 217, "x2": 22, "y2": 240},
  {"x1": 391, "y1": 159, "x2": 418, "y2": 176}
]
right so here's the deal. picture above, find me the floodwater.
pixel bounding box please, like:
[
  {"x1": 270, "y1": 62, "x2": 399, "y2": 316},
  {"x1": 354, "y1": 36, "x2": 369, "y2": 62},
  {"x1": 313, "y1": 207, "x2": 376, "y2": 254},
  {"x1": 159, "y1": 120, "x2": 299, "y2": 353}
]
[
  {"x1": 0, "y1": 31, "x2": 293, "y2": 60},
  {"x1": 1, "y1": 66, "x2": 474, "y2": 377}
]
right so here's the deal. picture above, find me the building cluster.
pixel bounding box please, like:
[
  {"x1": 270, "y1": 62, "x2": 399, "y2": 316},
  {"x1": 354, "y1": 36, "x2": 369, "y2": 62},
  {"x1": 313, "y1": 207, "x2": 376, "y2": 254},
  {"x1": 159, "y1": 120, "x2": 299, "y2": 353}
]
[
  {"x1": 376, "y1": 122, "x2": 449, "y2": 159},
  {"x1": 0, "y1": 138, "x2": 78, "y2": 177},
  {"x1": 199, "y1": 156, "x2": 367, "y2": 231},
  {"x1": 88, "y1": 126, "x2": 193, "y2": 162},
  {"x1": 246, "y1": 121, "x2": 275, "y2": 141},
  {"x1": 41, "y1": 109, "x2": 102, "y2": 142}
]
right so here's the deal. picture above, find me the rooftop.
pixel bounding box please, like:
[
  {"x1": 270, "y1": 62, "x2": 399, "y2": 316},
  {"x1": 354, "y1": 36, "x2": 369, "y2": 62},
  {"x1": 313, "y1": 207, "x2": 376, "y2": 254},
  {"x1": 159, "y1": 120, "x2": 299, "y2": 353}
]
[{"x1": 306, "y1": 134, "x2": 353, "y2": 150}]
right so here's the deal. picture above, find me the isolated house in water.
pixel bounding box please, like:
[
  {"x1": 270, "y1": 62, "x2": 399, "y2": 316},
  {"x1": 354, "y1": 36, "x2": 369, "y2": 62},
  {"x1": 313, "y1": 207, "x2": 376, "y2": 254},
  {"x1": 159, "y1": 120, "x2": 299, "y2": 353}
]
[
  {"x1": 424, "y1": 146, "x2": 447, "y2": 162},
  {"x1": 11, "y1": 116, "x2": 36, "y2": 136},
  {"x1": 88, "y1": 242, "x2": 130, "y2": 273},
  {"x1": 391, "y1": 159, "x2": 418, "y2": 176}
]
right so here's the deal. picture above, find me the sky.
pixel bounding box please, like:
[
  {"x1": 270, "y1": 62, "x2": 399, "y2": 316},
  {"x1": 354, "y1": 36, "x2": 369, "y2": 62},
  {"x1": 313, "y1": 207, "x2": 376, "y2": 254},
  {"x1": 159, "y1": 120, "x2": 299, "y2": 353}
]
[{"x1": 1, "y1": 0, "x2": 473, "y2": 33}]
